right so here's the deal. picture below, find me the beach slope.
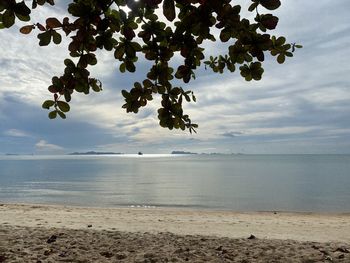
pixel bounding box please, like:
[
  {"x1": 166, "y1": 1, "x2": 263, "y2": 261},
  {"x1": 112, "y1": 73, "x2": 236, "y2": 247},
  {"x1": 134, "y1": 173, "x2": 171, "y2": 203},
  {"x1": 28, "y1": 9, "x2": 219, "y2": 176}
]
[{"x1": 1, "y1": 203, "x2": 349, "y2": 262}]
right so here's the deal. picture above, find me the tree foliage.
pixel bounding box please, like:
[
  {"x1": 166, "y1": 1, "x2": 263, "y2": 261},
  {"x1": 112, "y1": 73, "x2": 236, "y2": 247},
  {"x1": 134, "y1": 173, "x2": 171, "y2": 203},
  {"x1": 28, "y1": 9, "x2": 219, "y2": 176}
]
[{"x1": 0, "y1": 0, "x2": 301, "y2": 133}]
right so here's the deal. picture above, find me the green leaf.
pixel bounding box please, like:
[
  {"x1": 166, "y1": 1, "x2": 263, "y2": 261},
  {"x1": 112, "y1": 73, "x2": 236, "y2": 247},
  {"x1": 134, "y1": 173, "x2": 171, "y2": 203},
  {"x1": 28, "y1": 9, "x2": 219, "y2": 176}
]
[
  {"x1": 57, "y1": 101, "x2": 70, "y2": 112},
  {"x1": 121, "y1": 90, "x2": 130, "y2": 98},
  {"x1": 220, "y1": 30, "x2": 231, "y2": 42},
  {"x1": 2, "y1": 10, "x2": 15, "y2": 28},
  {"x1": 125, "y1": 61, "x2": 135, "y2": 72},
  {"x1": 248, "y1": 2, "x2": 259, "y2": 12},
  {"x1": 38, "y1": 31, "x2": 52, "y2": 46},
  {"x1": 57, "y1": 111, "x2": 66, "y2": 119},
  {"x1": 119, "y1": 62, "x2": 126, "y2": 73},
  {"x1": 90, "y1": 79, "x2": 102, "y2": 92},
  {"x1": 277, "y1": 54, "x2": 285, "y2": 64},
  {"x1": 48, "y1": 110, "x2": 57, "y2": 119},
  {"x1": 270, "y1": 49, "x2": 279, "y2": 56},
  {"x1": 114, "y1": 46, "x2": 125, "y2": 59},
  {"x1": 74, "y1": 83, "x2": 85, "y2": 92},
  {"x1": 192, "y1": 94, "x2": 196, "y2": 102},
  {"x1": 134, "y1": 82, "x2": 142, "y2": 90},
  {"x1": 64, "y1": 59, "x2": 75, "y2": 68},
  {"x1": 42, "y1": 100, "x2": 55, "y2": 109},
  {"x1": 46, "y1": 0, "x2": 54, "y2": 5},
  {"x1": 259, "y1": 0, "x2": 281, "y2": 10},
  {"x1": 275, "y1": 36, "x2": 286, "y2": 46},
  {"x1": 16, "y1": 13, "x2": 30, "y2": 22},
  {"x1": 143, "y1": 79, "x2": 153, "y2": 88},
  {"x1": 52, "y1": 31, "x2": 62, "y2": 44},
  {"x1": 131, "y1": 42, "x2": 142, "y2": 51},
  {"x1": 14, "y1": 1, "x2": 31, "y2": 16},
  {"x1": 163, "y1": 0, "x2": 176, "y2": 22},
  {"x1": 37, "y1": 0, "x2": 46, "y2": 5},
  {"x1": 64, "y1": 92, "x2": 71, "y2": 102}
]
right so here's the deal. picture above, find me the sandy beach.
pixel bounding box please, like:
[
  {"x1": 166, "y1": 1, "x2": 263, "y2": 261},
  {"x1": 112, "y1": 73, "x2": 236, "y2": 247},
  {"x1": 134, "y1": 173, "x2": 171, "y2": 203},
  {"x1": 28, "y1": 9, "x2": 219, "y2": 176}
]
[{"x1": 1, "y1": 203, "x2": 350, "y2": 262}]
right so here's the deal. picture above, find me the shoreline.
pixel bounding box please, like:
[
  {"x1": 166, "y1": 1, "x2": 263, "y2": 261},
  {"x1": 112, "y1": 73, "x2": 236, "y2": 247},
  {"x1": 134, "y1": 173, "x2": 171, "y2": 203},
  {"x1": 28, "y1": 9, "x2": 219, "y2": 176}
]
[
  {"x1": 3, "y1": 201, "x2": 350, "y2": 215},
  {"x1": 1, "y1": 203, "x2": 350, "y2": 262}
]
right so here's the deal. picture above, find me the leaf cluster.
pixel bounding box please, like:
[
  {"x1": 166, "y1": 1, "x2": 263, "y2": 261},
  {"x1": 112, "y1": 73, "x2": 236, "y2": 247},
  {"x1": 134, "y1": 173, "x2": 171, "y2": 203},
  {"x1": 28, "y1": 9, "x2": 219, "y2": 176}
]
[{"x1": 0, "y1": 0, "x2": 301, "y2": 132}]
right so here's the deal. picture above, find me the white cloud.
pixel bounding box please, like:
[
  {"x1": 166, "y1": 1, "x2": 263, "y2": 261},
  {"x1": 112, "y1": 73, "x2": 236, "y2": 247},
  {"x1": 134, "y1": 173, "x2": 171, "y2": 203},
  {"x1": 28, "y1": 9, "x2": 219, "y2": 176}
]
[
  {"x1": 3, "y1": 129, "x2": 31, "y2": 137},
  {"x1": 35, "y1": 140, "x2": 64, "y2": 152}
]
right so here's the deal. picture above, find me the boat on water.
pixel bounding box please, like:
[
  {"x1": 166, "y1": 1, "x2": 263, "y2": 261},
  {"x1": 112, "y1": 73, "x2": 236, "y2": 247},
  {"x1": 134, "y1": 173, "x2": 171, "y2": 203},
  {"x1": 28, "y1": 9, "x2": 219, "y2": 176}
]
[{"x1": 138, "y1": 152, "x2": 143, "y2": 155}]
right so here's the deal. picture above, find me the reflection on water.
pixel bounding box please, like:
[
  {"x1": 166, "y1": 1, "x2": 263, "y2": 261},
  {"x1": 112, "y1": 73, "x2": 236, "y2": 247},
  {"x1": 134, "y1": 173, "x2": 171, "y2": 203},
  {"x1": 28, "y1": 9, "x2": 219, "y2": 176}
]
[{"x1": 0, "y1": 154, "x2": 350, "y2": 212}]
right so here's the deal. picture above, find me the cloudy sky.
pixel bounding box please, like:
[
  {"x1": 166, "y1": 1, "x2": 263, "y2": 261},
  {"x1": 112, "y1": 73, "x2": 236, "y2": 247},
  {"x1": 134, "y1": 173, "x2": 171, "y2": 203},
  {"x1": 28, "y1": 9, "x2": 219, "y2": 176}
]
[{"x1": 1, "y1": 0, "x2": 350, "y2": 154}]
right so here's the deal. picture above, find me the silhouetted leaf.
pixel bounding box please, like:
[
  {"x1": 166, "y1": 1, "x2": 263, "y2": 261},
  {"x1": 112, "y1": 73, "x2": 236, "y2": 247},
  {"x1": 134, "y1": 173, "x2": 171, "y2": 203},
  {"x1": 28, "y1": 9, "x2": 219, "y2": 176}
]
[
  {"x1": 163, "y1": 0, "x2": 175, "y2": 22},
  {"x1": 277, "y1": 54, "x2": 285, "y2": 64},
  {"x1": 2, "y1": 10, "x2": 15, "y2": 28},
  {"x1": 64, "y1": 92, "x2": 71, "y2": 102},
  {"x1": 275, "y1": 36, "x2": 286, "y2": 46},
  {"x1": 57, "y1": 110, "x2": 66, "y2": 119},
  {"x1": 52, "y1": 31, "x2": 61, "y2": 44},
  {"x1": 42, "y1": 100, "x2": 55, "y2": 109},
  {"x1": 259, "y1": 0, "x2": 281, "y2": 10},
  {"x1": 46, "y1": 17, "x2": 61, "y2": 28},
  {"x1": 119, "y1": 63, "x2": 126, "y2": 73},
  {"x1": 38, "y1": 31, "x2": 51, "y2": 46},
  {"x1": 36, "y1": 23, "x2": 46, "y2": 31},
  {"x1": 14, "y1": 1, "x2": 31, "y2": 17},
  {"x1": 90, "y1": 79, "x2": 102, "y2": 92},
  {"x1": 57, "y1": 101, "x2": 70, "y2": 112},
  {"x1": 48, "y1": 110, "x2": 57, "y2": 119},
  {"x1": 220, "y1": 30, "x2": 231, "y2": 42},
  {"x1": 260, "y1": 14, "x2": 279, "y2": 30}
]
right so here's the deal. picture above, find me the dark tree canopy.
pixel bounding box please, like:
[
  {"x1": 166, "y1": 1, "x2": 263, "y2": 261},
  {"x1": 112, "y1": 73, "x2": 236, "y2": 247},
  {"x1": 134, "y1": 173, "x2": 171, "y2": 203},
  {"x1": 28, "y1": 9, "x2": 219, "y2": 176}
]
[{"x1": 0, "y1": 0, "x2": 301, "y2": 133}]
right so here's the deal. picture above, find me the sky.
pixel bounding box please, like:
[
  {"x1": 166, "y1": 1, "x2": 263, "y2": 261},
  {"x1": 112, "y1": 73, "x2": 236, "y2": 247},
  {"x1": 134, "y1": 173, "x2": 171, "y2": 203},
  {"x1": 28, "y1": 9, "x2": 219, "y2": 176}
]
[{"x1": 0, "y1": 0, "x2": 350, "y2": 154}]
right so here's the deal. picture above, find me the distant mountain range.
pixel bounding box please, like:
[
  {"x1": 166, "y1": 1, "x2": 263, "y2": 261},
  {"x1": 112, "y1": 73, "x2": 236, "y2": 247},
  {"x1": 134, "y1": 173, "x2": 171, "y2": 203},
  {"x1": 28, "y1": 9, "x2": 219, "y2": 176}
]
[
  {"x1": 171, "y1": 151, "x2": 197, "y2": 155},
  {"x1": 171, "y1": 151, "x2": 245, "y2": 155},
  {"x1": 68, "y1": 151, "x2": 123, "y2": 155}
]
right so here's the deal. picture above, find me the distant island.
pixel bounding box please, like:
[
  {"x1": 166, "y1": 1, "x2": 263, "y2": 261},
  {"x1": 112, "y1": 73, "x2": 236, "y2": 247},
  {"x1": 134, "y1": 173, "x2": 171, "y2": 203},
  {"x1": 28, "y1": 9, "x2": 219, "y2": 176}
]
[
  {"x1": 4, "y1": 153, "x2": 34, "y2": 156},
  {"x1": 171, "y1": 151, "x2": 197, "y2": 155},
  {"x1": 68, "y1": 151, "x2": 123, "y2": 155}
]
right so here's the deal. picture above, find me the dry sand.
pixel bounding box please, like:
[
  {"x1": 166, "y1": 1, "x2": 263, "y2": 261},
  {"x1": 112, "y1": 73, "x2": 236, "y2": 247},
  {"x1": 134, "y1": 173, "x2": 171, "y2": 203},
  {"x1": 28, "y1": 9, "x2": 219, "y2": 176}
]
[{"x1": 0, "y1": 203, "x2": 350, "y2": 262}]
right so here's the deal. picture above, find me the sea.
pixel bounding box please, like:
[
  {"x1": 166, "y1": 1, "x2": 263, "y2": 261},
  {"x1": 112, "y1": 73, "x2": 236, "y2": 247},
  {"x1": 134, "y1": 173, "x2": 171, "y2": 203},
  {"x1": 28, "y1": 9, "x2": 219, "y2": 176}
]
[{"x1": 0, "y1": 154, "x2": 349, "y2": 212}]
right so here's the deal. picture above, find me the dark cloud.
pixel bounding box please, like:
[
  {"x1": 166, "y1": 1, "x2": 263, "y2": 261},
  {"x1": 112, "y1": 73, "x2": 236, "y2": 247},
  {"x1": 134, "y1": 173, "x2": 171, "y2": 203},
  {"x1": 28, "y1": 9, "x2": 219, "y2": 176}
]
[
  {"x1": 221, "y1": 132, "x2": 244, "y2": 138},
  {"x1": 0, "y1": 95, "x2": 127, "y2": 154}
]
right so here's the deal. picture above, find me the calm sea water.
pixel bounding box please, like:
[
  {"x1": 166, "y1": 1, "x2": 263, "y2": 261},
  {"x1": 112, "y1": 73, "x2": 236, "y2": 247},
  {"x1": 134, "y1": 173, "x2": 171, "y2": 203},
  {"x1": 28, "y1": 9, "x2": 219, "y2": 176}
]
[{"x1": 0, "y1": 154, "x2": 349, "y2": 212}]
